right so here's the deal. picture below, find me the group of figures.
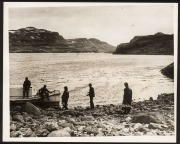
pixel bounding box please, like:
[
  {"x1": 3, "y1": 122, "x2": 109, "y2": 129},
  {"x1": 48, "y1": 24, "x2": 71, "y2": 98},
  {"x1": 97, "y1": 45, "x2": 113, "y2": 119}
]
[{"x1": 23, "y1": 77, "x2": 133, "y2": 114}]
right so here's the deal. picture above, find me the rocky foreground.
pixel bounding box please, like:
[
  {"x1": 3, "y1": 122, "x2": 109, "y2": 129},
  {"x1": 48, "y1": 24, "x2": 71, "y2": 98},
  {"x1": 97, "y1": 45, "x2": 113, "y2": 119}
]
[{"x1": 10, "y1": 93, "x2": 174, "y2": 137}]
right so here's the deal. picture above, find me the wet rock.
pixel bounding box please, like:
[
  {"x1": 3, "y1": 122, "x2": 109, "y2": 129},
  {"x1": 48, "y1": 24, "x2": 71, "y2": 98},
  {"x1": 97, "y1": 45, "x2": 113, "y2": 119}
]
[
  {"x1": 42, "y1": 122, "x2": 59, "y2": 132},
  {"x1": 132, "y1": 112, "x2": 165, "y2": 124},
  {"x1": 81, "y1": 116, "x2": 94, "y2": 121},
  {"x1": 12, "y1": 114, "x2": 24, "y2": 123},
  {"x1": 48, "y1": 130, "x2": 71, "y2": 137},
  {"x1": 24, "y1": 102, "x2": 41, "y2": 116},
  {"x1": 36, "y1": 129, "x2": 49, "y2": 137}
]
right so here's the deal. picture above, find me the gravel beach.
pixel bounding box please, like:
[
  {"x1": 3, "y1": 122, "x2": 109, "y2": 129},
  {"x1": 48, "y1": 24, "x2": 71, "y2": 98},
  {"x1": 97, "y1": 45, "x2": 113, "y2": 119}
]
[{"x1": 10, "y1": 93, "x2": 174, "y2": 137}]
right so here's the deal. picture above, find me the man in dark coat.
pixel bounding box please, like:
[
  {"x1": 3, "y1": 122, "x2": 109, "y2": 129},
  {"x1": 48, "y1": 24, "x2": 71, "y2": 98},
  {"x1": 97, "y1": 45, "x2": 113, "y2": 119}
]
[
  {"x1": 39, "y1": 85, "x2": 51, "y2": 101},
  {"x1": 23, "y1": 77, "x2": 31, "y2": 98},
  {"x1": 122, "y1": 82, "x2": 132, "y2": 114},
  {"x1": 62, "y1": 86, "x2": 69, "y2": 110},
  {"x1": 87, "y1": 83, "x2": 95, "y2": 109}
]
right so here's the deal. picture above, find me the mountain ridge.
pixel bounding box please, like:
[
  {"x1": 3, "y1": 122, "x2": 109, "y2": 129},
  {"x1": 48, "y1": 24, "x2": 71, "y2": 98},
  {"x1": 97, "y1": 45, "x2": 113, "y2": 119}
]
[{"x1": 9, "y1": 27, "x2": 115, "y2": 53}]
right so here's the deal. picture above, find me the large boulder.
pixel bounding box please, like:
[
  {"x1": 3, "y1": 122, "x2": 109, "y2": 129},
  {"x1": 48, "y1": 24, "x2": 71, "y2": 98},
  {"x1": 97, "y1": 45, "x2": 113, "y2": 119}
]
[
  {"x1": 24, "y1": 102, "x2": 41, "y2": 116},
  {"x1": 132, "y1": 112, "x2": 165, "y2": 124},
  {"x1": 48, "y1": 130, "x2": 71, "y2": 137}
]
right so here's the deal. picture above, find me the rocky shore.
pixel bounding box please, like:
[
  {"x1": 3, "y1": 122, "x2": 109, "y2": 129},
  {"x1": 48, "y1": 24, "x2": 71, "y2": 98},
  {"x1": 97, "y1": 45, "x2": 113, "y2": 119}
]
[{"x1": 10, "y1": 93, "x2": 174, "y2": 137}]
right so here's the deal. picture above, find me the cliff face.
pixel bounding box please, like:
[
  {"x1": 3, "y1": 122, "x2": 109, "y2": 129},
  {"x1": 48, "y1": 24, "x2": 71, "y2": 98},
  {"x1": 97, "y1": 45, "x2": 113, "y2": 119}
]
[
  {"x1": 9, "y1": 27, "x2": 115, "y2": 53},
  {"x1": 114, "y1": 32, "x2": 174, "y2": 55}
]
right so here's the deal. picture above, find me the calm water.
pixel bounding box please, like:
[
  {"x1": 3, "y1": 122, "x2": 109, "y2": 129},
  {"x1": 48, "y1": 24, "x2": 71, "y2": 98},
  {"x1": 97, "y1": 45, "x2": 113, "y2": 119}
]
[{"x1": 10, "y1": 53, "x2": 174, "y2": 108}]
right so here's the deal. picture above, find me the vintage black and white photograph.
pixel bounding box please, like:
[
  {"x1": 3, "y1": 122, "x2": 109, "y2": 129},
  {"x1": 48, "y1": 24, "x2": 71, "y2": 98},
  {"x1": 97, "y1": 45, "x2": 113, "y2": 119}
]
[{"x1": 3, "y1": 2, "x2": 177, "y2": 142}]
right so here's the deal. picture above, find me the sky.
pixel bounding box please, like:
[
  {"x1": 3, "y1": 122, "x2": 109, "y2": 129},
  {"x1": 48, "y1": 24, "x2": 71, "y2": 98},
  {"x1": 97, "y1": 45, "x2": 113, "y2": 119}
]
[{"x1": 8, "y1": 4, "x2": 175, "y2": 46}]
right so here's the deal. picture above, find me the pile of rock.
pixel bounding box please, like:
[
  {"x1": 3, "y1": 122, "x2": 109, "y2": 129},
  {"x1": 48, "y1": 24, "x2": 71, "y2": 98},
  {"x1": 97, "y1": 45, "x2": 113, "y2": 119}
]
[{"x1": 10, "y1": 93, "x2": 174, "y2": 137}]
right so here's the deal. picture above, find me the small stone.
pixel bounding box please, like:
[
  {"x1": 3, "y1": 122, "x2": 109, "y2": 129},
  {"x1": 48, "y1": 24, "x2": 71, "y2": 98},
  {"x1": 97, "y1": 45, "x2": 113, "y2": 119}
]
[
  {"x1": 36, "y1": 129, "x2": 49, "y2": 137},
  {"x1": 42, "y1": 122, "x2": 59, "y2": 132},
  {"x1": 19, "y1": 128, "x2": 34, "y2": 137},
  {"x1": 60, "y1": 122, "x2": 73, "y2": 128},
  {"x1": 77, "y1": 126, "x2": 85, "y2": 131},
  {"x1": 10, "y1": 123, "x2": 17, "y2": 131},
  {"x1": 133, "y1": 123, "x2": 143, "y2": 129},
  {"x1": 48, "y1": 130, "x2": 71, "y2": 137},
  {"x1": 125, "y1": 116, "x2": 132, "y2": 122},
  {"x1": 123, "y1": 128, "x2": 129, "y2": 133},
  {"x1": 10, "y1": 131, "x2": 22, "y2": 137},
  {"x1": 12, "y1": 115, "x2": 24, "y2": 123},
  {"x1": 134, "y1": 132, "x2": 143, "y2": 136},
  {"x1": 148, "y1": 123, "x2": 162, "y2": 130},
  {"x1": 97, "y1": 123, "x2": 106, "y2": 128},
  {"x1": 81, "y1": 116, "x2": 94, "y2": 121}
]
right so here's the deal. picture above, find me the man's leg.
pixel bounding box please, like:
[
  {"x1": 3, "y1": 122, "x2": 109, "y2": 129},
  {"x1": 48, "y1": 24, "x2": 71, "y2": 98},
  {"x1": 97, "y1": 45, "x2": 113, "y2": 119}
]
[
  {"x1": 90, "y1": 97, "x2": 94, "y2": 109},
  {"x1": 26, "y1": 89, "x2": 29, "y2": 98},
  {"x1": 46, "y1": 93, "x2": 50, "y2": 100},
  {"x1": 23, "y1": 89, "x2": 25, "y2": 98}
]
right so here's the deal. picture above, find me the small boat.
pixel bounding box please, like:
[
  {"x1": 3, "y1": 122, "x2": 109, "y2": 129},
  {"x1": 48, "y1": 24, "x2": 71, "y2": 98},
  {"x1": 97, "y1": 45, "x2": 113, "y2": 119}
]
[{"x1": 10, "y1": 85, "x2": 61, "y2": 106}]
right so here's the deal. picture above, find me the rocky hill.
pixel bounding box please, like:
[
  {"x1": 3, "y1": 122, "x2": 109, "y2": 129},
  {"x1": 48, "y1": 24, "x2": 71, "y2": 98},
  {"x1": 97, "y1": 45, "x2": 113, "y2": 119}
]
[
  {"x1": 9, "y1": 27, "x2": 115, "y2": 53},
  {"x1": 161, "y1": 63, "x2": 174, "y2": 79},
  {"x1": 113, "y1": 32, "x2": 174, "y2": 55}
]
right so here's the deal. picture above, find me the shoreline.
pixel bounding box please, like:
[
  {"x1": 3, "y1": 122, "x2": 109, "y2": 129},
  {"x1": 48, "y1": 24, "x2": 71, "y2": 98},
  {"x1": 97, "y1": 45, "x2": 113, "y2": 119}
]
[{"x1": 10, "y1": 93, "x2": 174, "y2": 137}]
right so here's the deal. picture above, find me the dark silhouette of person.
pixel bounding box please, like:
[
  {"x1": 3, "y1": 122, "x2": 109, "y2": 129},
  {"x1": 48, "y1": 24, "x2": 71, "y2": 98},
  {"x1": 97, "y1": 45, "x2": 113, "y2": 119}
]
[
  {"x1": 122, "y1": 82, "x2": 132, "y2": 114},
  {"x1": 23, "y1": 77, "x2": 31, "y2": 98},
  {"x1": 87, "y1": 83, "x2": 95, "y2": 109},
  {"x1": 62, "y1": 86, "x2": 69, "y2": 110},
  {"x1": 39, "y1": 85, "x2": 52, "y2": 101}
]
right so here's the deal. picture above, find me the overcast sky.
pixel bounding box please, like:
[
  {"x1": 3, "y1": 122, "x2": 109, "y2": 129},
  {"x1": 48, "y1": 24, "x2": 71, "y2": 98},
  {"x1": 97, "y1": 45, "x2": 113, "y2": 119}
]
[{"x1": 8, "y1": 4, "x2": 175, "y2": 46}]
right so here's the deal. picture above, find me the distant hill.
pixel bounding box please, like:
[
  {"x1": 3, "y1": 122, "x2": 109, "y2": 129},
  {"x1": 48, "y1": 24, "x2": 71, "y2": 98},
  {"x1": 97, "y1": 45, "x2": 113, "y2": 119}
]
[
  {"x1": 113, "y1": 32, "x2": 174, "y2": 55},
  {"x1": 9, "y1": 27, "x2": 115, "y2": 53}
]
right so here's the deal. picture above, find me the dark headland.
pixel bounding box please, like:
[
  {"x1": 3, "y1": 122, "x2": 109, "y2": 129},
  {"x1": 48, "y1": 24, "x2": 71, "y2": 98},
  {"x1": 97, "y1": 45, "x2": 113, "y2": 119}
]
[
  {"x1": 113, "y1": 32, "x2": 174, "y2": 55},
  {"x1": 9, "y1": 27, "x2": 115, "y2": 53}
]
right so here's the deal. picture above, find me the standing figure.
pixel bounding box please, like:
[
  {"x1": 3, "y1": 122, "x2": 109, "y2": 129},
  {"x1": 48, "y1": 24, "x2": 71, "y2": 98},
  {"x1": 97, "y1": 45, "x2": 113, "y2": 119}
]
[
  {"x1": 39, "y1": 85, "x2": 52, "y2": 101},
  {"x1": 23, "y1": 77, "x2": 31, "y2": 98},
  {"x1": 62, "y1": 86, "x2": 69, "y2": 110},
  {"x1": 122, "y1": 82, "x2": 132, "y2": 114},
  {"x1": 87, "y1": 83, "x2": 95, "y2": 109}
]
